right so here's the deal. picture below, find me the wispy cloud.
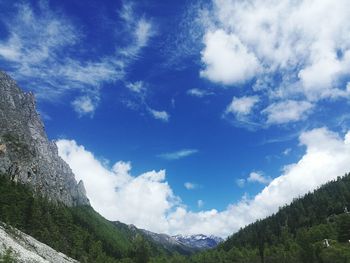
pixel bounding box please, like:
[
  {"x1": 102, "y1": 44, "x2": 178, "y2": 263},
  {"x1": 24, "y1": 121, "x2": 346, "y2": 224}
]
[
  {"x1": 184, "y1": 182, "x2": 199, "y2": 190},
  {"x1": 158, "y1": 149, "x2": 198, "y2": 160},
  {"x1": 148, "y1": 108, "x2": 170, "y2": 122},
  {"x1": 71, "y1": 95, "x2": 100, "y2": 117},
  {"x1": 247, "y1": 172, "x2": 272, "y2": 185},
  {"x1": 187, "y1": 88, "x2": 214, "y2": 98},
  {"x1": 262, "y1": 100, "x2": 314, "y2": 125},
  {"x1": 236, "y1": 178, "x2": 245, "y2": 188},
  {"x1": 0, "y1": 2, "x2": 154, "y2": 116}
]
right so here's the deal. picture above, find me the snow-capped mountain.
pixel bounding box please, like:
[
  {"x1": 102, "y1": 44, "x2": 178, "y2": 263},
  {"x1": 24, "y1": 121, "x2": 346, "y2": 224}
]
[{"x1": 172, "y1": 234, "x2": 224, "y2": 250}]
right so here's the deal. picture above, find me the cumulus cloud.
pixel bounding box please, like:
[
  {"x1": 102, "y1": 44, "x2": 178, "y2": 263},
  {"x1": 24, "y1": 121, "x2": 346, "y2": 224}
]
[
  {"x1": 158, "y1": 149, "x2": 198, "y2": 160},
  {"x1": 262, "y1": 100, "x2": 314, "y2": 124},
  {"x1": 200, "y1": 30, "x2": 260, "y2": 85},
  {"x1": 57, "y1": 127, "x2": 350, "y2": 237},
  {"x1": 0, "y1": 2, "x2": 154, "y2": 116},
  {"x1": 57, "y1": 140, "x2": 178, "y2": 233},
  {"x1": 195, "y1": 0, "x2": 350, "y2": 125}
]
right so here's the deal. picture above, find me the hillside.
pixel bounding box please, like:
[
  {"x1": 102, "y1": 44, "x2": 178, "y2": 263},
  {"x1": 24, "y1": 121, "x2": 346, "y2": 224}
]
[
  {"x1": 0, "y1": 71, "x2": 88, "y2": 206},
  {"x1": 113, "y1": 222, "x2": 223, "y2": 255},
  {"x1": 157, "y1": 174, "x2": 350, "y2": 263},
  {"x1": 0, "y1": 222, "x2": 78, "y2": 263},
  {"x1": 0, "y1": 71, "x2": 165, "y2": 262}
]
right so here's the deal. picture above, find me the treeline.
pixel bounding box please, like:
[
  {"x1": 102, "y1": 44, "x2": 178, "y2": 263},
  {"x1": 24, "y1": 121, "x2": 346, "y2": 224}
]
[
  {"x1": 0, "y1": 174, "x2": 163, "y2": 263},
  {"x1": 221, "y1": 173, "x2": 350, "y2": 262},
  {"x1": 158, "y1": 174, "x2": 350, "y2": 263},
  {"x1": 2, "y1": 172, "x2": 350, "y2": 263}
]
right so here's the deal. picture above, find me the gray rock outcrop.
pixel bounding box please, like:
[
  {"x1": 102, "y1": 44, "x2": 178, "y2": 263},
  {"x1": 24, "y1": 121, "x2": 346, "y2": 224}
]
[
  {"x1": 0, "y1": 222, "x2": 78, "y2": 263},
  {"x1": 0, "y1": 70, "x2": 89, "y2": 206}
]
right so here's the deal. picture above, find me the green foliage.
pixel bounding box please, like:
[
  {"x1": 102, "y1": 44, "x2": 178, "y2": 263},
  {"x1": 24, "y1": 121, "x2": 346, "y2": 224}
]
[
  {"x1": 0, "y1": 174, "x2": 161, "y2": 262},
  {"x1": 0, "y1": 248, "x2": 17, "y2": 263},
  {"x1": 155, "y1": 173, "x2": 350, "y2": 262},
  {"x1": 337, "y1": 213, "x2": 350, "y2": 242},
  {"x1": 2, "y1": 171, "x2": 350, "y2": 263}
]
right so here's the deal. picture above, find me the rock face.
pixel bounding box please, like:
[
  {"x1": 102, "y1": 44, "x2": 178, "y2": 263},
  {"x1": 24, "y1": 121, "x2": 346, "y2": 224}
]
[
  {"x1": 0, "y1": 71, "x2": 89, "y2": 206},
  {"x1": 0, "y1": 222, "x2": 78, "y2": 263}
]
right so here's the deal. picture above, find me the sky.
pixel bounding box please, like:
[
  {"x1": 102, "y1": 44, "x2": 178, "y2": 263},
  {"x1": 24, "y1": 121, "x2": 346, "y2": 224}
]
[{"x1": 1, "y1": 0, "x2": 350, "y2": 238}]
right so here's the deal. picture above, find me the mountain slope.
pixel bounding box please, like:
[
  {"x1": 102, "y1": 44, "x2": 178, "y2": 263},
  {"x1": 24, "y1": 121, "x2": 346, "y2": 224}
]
[
  {"x1": 113, "y1": 222, "x2": 223, "y2": 255},
  {"x1": 0, "y1": 71, "x2": 88, "y2": 206},
  {"x1": 0, "y1": 222, "x2": 78, "y2": 263},
  {"x1": 155, "y1": 174, "x2": 350, "y2": 263},
  {"x1": 0, "y1": 71, "x2": 172, "y2": 262},
  {"x1": 0, "y1": 173, "x2": 176, "y2": 262}
]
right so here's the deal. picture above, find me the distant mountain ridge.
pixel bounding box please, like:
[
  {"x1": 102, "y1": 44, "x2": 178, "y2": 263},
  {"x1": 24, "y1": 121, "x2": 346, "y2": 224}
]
[
  {"x1": 172, "y1": 234, "x2": 224, "y2": 250},
  {"x1": 0, "y1": 71, "x2": 89, "y2": 206},
  {"x1": 113, "y1": 221, "x2": 223, "y2": 253}
]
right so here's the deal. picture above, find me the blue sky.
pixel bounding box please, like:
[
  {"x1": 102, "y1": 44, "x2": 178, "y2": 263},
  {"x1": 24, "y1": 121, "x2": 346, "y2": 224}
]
[{"x1": 1, "y1": 0, "x2": 350, "y2": 237}]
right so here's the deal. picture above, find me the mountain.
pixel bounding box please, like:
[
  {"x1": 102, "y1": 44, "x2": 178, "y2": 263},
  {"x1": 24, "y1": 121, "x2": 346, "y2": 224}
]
[
  {"x1": 164, "y1": 173, "x2": 350, "y2": 263},
  {"x1": 172, "y1": 234, "x2": 223, "y2": 250},
  {"x1": 113, "y1": 221, "x2": 196, "y2": 255},
  {"x1": 0, "y1": 71, "x2": 88, "y2": 206},
  {"x1": 113, "y1": 221, "x2": 223, "y2": 254},
  {"x1": 0, "y1": 71, "x2": 171, "y2": 262},
  {"x1": 0, "y1": 222, "x2": 78, "y2": 263}
]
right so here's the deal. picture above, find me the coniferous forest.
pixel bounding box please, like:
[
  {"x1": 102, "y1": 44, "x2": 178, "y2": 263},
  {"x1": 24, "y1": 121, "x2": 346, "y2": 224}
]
[{"x1": 1, "y1": 173, "x2": 350, "y2": 262}]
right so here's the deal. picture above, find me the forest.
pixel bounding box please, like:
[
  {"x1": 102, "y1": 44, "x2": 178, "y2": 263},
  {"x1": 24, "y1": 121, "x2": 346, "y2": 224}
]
[
  {"x1": 1, "y1": 173, "x2": 350, "y2": 262},
  {"x1": 155, "y1": 174, "x2": 350, "y2": 263},
  {"x1": 0, "y1": 174, "x2": 162, "y2": 263}
]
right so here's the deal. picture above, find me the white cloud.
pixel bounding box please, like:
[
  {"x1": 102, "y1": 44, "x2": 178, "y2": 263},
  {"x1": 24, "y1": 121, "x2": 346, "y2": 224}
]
[
  {"x1": 57, "y1": 140, "x2": 178, "y2": 233},
  {"x1": 159, "y1": 149, "x2": 198, "y2": 160},
  {"x1": 200, "y1": 30, "x2": 260, "y2": 85},
  {"x1": 194, "y1": 0, "x2": 350, "y2": 125},
  {"x1": 119, "y1": 3, "x2": 155, "y2": 58},
  {"x1": 126, "y1": 81, "x2": 145, "y2": 94},
  {"x1": 71, "y1": 95, "x2": 99, "y2": 117},
  {"x1": 207, "y1": 0, "x2": 350, "y2": 96},
  {"x1": 57, "y1": 128, "x2": 350, "y2": 237},
  {"x1": 0, "y1": 2, "x2": 154, "y2": 116},
  {"x1": 184, "y1": 182, "x2": 198, "y2": 190},
  {"x1": 226, "y1": 96, "x2": 259, "y2": 116},
  {"x1": 148, "y1": 108, "x2": 170, "y2": 122},
  {"x1": 262, "y1": 100, "x2": 314, "y2": 124},
  {"x1": 247, "y1": 172, "x2": 271, "y2": 185},
  {"x1": 187, "y1": 88, "x2": 213, "y2": 98}
]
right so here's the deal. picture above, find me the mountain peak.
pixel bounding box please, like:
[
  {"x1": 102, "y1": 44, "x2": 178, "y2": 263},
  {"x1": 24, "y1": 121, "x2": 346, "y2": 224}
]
[
  {"x1": 172, "y1": 234, "x2": 224, "y2": 249},
  {"x1": 0, "y1": 71, "x2": 89, "y2": 206}
]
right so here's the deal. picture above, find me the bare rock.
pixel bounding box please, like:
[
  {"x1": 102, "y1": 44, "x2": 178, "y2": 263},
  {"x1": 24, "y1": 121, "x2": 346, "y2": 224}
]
[{"x1": 0, "y1": 71, "x2": 89, "y2": 206}]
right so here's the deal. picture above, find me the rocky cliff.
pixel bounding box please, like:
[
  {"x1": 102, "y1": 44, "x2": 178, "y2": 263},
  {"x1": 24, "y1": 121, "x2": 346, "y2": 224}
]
[{"x1": 0, "y1": 71, "x2": 89, "y2": 206}]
